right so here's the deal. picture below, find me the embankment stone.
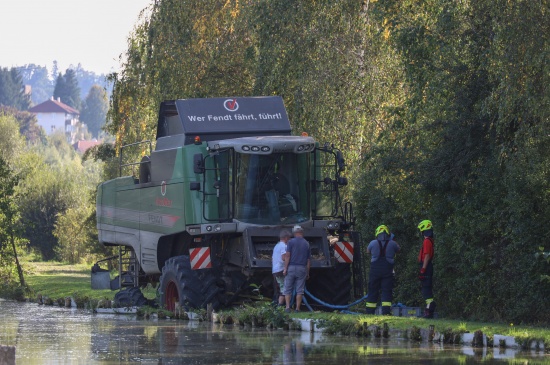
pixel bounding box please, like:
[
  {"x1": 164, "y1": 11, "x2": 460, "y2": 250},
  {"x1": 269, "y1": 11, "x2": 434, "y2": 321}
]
[{"x1": 0, "y1": 345, "x2": 15, "y2": 365}]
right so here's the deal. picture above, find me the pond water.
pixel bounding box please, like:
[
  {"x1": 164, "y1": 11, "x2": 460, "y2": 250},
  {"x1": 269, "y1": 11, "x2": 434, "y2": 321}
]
[{"x1": 0, "y1": 299, "x2": 548, "y2": 364}]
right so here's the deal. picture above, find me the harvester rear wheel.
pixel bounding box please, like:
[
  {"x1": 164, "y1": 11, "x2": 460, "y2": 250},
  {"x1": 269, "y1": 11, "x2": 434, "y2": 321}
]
[{"x1": 159, "y1": 256, "x2": 203, "y2": 312}]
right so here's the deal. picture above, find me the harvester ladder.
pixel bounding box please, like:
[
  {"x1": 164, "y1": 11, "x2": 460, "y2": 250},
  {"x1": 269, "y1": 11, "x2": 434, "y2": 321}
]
[{"x1": 118, "y1": 247, "x2": 140, "y2": 288}]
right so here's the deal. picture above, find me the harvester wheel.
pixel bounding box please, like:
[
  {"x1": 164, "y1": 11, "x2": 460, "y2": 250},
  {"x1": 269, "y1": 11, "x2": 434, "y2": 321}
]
[
  {"x1": 159, "y1": 256, "x2": 203, "y2": 312},
  {"x1": 200, "y1": 269, "x2": 225, "y2": 310},
  {"x1": 307, "y1": 262, "x2": 352, "y2": 310},
  {"x1": 114, "y1": 287, "x2": 148, "y2": 307}
]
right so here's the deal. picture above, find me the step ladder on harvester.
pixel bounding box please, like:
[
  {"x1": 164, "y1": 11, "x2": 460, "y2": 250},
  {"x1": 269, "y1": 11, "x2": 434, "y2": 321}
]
[{"x1": 91, "y1": 247, "x2": 140, "y2": 290}]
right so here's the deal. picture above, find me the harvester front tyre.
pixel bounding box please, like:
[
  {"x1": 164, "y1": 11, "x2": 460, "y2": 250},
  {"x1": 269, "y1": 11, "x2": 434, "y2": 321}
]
[{"x1": 159, "y1": 256, "x2": 203, "y2": 312}]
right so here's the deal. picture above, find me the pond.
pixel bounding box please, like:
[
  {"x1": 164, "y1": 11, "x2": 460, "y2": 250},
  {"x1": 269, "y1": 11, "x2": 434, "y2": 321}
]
[{"x1": 0, "y1": 299, "x2": 547, "y2": 364}]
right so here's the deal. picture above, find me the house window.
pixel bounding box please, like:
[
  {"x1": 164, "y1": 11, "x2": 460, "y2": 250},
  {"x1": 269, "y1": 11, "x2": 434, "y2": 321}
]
[{"x1": 51, "y1": 125, "x2": 56, "y2": 133}]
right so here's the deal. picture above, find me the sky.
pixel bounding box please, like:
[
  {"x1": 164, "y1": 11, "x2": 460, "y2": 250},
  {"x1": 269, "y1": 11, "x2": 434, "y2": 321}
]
[{"x1": 0, "y1": 0, "x2": 152, "y2": 75}]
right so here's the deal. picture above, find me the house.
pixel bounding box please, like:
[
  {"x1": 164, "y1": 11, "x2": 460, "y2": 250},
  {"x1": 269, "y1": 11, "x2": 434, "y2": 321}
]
[
  {"x1": 73, "y1": 139, "x2": 101, "y2": 154},
  {"x1": 28, "y1": 97, "x2": 79, "y2": 142}
]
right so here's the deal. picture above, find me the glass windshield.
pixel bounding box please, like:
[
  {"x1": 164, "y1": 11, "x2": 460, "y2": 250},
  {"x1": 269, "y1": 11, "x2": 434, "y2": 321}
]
[{"x1": 234, "y1": 152, "x2": 309, "y2": 225}]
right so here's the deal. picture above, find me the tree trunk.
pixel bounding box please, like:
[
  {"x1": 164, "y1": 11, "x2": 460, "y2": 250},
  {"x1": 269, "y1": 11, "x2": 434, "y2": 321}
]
[{"x1": 10, "y1": 230, "x2": 25, "y2": 287}]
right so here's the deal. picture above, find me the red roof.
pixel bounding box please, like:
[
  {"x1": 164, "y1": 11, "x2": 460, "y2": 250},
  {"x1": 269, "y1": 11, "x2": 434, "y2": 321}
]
[
  {"x1": 29, "y1": 98, "x2": 79, "y2": 115},
  {"x1": 73, "y1": 140, "x2": 101, "y2": 154}
]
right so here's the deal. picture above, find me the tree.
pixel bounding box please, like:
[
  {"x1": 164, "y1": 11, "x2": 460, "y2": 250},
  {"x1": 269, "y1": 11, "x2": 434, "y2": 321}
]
[
  {"x1": 74, "y1": 63, "x2": 109, "y2": 100},
  {"x1": 53, "y1": 68, "x2": 81, "y2": 110},
  {"x1": 0, "y1": 115, "x2": 26, "y2": 288},
  {"x1": 0, "y1": 157, "x2": 25, "y2": 287},
  {"x1": 0, "y1": 67, "x2": 31, "y2": 110},
  {"x1": 0, "y1": 106, "x2": 46, "y2": 144},
  {"x1": 0, "y1": 112, "x2": 25, "y2": 162},
  {"x1": 16, "y1": 64, "x2": 54, "y2": 105},
  {"x1": 80, "y1": 85, "x2": 108, "y2": 138}
]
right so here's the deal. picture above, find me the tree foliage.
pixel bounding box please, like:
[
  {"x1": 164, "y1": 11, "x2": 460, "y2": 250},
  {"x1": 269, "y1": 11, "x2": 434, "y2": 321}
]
[
  {"x1": 80, "y1": 85, "x2": 108, "y2": 138},
  {"x1": 53, "y1": 68, "x2": 81, "y2": 110},
  {"x1": 0, "y1": 67, "x2": 31, "y2": 110},
  {"x1": 106, "y1": 0, "x2": 549, "y2": 323},
  {"x1": 16, "y1": 64, "x2": 53, "y2": 105}
]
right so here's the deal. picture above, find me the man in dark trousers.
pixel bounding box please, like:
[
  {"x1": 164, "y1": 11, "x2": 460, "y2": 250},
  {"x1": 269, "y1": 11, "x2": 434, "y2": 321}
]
[
  {"x1": 365, "y1": 225, "x2": 401, "y2": 315},
  {"x1": 418, "y1": 219, "x2": 436, "y2": 318},
  {"x1": 283, "y1": 225, "x2": 311, "y2": 312}
]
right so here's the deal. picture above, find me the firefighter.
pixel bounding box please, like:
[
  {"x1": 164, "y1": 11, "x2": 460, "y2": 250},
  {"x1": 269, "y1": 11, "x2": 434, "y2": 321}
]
[
  {"x1": 365, "y1": 225, "x2": 401, "y2": 315},
  {"x1": 418, "y1": 219, "x2": 436, "y2": 318}
]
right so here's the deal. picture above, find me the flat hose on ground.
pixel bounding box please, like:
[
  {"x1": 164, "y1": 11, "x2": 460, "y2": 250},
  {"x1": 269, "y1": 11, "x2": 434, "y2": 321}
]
[{"x1": 304, "y1": 287, "x2": 369, "y2": 311}]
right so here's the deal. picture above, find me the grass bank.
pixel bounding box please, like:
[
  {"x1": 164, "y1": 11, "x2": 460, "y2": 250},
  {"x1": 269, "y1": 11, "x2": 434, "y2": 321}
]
[
  {"x1": 24, "y1": 261, "x2": 113, "y2": 301},
  {"x1": 290, "y1": 311, "x2": 550, "y2": 349}
]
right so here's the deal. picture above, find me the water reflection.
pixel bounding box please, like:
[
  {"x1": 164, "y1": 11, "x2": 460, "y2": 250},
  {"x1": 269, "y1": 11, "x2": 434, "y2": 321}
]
[{"x1": 0, "y1": 299, "x2": 547, "y2": 364}]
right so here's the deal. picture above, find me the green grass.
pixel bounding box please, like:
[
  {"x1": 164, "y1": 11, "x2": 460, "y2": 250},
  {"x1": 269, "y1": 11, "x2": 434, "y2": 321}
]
[
  {"x1": 24, "y1": 261, "x2": 115, "y2": 302},
  {"x1": 22, "y1": 260, "x2": 156, "y2": 303}
]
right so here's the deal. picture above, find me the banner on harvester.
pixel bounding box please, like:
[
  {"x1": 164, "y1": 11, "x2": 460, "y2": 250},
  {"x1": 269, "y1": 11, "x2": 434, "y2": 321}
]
[
  {"x1": 189, "y1": 247, "x2": 212, "y2": 269},
  {"x1": 334, "y1": 240, "x2": 354, "y2": 263}
]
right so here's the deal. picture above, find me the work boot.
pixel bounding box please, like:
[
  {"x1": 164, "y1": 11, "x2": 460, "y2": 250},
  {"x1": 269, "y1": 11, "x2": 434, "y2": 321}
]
[{"x1": 423, "y1": 302, "x2": 436, "y2": 318}]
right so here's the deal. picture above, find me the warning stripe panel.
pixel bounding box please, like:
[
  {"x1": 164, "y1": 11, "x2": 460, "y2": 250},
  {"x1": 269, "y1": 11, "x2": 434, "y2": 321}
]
[
  {"x1": 189, "y1": 247, "x2": 212, "y2": 269},
  {"x1": 334, "y1": 241, "x2": 354, "y2": 263}
]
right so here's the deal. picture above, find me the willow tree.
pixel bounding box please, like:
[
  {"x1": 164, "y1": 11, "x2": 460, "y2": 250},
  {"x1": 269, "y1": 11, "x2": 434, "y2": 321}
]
[{"x1": 356, "y1": 0, "x2": 550, "y2": 323}]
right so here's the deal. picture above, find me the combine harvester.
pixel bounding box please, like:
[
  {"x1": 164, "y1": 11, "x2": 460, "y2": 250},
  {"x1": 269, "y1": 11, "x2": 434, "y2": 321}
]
[{"x1": 93, "y1": 96, "x2": 364, "y2": 311}]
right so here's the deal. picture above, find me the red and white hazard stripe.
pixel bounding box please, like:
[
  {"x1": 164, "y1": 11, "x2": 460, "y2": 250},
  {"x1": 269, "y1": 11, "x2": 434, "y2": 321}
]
[
  {"x1": 189, "y1": 247, "x2": 212, "y2": 269},
  {"x1": 334, "y1": 241, "x2": 354, "y2": 263}
]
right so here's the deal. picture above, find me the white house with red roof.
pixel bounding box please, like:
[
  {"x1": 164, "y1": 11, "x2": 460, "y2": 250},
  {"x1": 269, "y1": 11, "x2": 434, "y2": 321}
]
[{"x1": 28, "y1": 97, "x2": 80, "y2": 142}]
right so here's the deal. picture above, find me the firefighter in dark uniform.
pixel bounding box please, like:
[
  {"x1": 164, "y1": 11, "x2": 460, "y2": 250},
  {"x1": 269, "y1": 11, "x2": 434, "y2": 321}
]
[
  {"x1": 418, "y1": 219, "x2": 436, "y2": 318},
  {"x1": 365, "y1": 225, "x2": 401, "y2": 315}
]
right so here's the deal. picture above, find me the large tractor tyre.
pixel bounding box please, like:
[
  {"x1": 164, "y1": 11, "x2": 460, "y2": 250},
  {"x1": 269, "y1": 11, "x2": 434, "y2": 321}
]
[
  {"x1": 114, "y1": 287, "x2": 148, "y2": 307},
  {"x1": 199, "y1": 268, "x2": 226, "y2": 310},
  {"x1": 159, "y1": 256, "x2": 203, "y2": 312},
  {"x1": 307, "y1": 262, "x2": 352, "y2": 310}
]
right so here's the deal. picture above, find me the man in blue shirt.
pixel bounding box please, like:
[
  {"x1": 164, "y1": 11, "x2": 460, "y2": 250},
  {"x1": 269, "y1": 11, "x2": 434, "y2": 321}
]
[{"x1": 283, "y1": 225, "x2": 311, "y2": 312}]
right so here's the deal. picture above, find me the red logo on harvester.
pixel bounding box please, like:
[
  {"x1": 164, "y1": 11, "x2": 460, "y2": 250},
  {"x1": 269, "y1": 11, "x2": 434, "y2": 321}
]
[{"x1": 223, "y1": 98, "x2": 239, "y2": 112}]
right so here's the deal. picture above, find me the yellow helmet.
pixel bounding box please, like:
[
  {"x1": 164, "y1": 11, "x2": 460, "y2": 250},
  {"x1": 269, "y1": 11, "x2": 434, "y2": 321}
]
[
  {"x1": 375, "y1": 225, "x2": 389, "y2": 236},
  {"x1": 417, "y1": 220, "x2": 433, "y2": 232}
]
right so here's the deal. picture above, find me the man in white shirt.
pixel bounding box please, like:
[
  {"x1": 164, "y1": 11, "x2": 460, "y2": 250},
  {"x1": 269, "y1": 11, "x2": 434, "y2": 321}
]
[{"x1": 272, "y1": 229, "x2": 291, "y2": 306}]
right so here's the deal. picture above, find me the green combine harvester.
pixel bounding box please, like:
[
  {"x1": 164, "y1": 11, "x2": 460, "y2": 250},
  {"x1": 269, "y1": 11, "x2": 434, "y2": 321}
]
[{"x1": 93, "y1": 96, "x2": 364, "y2": 311}]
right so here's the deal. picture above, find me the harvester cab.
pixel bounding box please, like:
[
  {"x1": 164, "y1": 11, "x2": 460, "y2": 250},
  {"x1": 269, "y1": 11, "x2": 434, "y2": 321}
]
[{"x1": 94, "y1": 96, "x2": 363, "y2": 310}]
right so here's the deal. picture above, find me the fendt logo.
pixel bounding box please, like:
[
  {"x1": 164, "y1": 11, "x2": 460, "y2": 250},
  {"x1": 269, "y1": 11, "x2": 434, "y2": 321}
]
[
  {"x1": 156, "y1": 180, "x2": 172, "y2": 207},
  {"x1": 223, "y1": 98, "x2": 239, "y2": 112}
]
